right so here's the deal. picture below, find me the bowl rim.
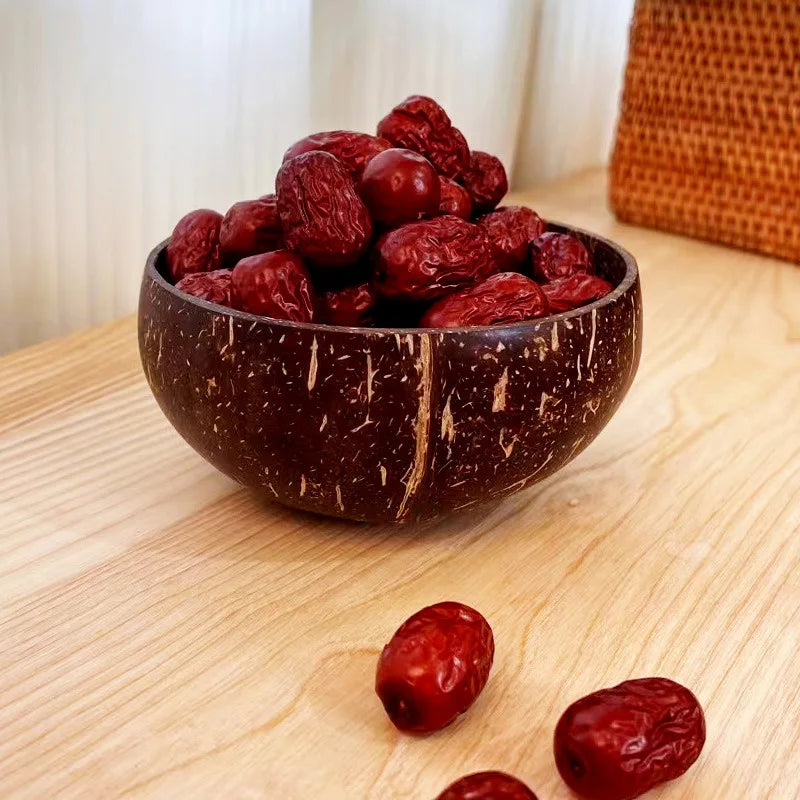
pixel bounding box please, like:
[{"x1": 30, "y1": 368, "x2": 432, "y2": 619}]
[{"x1": 144, "y1": 221, "x2": 638, "y2": 335}]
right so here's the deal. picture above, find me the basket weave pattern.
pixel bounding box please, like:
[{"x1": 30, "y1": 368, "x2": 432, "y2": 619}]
[{"x1": 610, "y1": 0, "x2": 800, "y2": 262}]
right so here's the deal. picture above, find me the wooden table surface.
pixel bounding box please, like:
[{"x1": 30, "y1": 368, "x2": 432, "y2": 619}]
[{"x1": 1, "y1": 169, "x2": 799, "y2": 799}]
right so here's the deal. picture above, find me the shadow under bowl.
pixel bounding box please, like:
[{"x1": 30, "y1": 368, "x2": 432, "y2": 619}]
[{"x1": 138, "y1": 223, "x2": 642, "y2": 523}]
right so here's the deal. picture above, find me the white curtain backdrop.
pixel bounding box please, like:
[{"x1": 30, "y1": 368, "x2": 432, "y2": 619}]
[
  {"x1": 0, "y1": 0, "x2": 634, "y2": 354},
  {"x1": 310, "y1": 0, "x2": 537, "y2": 177}
]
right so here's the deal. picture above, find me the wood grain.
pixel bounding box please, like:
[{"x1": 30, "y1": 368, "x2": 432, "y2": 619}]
[{"x1": 1, "y1": 170, "x2": 799, "y2": 799}]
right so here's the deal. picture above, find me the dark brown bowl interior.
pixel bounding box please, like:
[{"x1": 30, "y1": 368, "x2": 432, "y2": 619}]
[{"x1": 138, "y1": 223, "x2": 641, "y2": 523}]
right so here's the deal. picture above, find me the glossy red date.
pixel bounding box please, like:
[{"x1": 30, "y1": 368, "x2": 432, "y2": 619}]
[
  {"x1": 282, "y1": 130, "x2": 390, "y2": 180},
  {"x1": 373, "y1": 216, "x2": 496, "y2": 302},
  {"x1": 375, "y1": 601, "x2": 494, "y2": 733},
  {"x1": 359, "y1": 148, "x2": 440, "y2": 226},
  {"x1": 377, "y1": 95, "x2": 470, "y2": 179},
  {"x1": 542, "y1": 273, "x2": 613, "y2": 313},
  {"x1": 479, "y1": 206, "x2": 546, "y2": 270},
  {"x1": 435, "y1": 771, "x2": 538, "y2": 800},
  {"x1": 438, "y1": 176, "x2": 472, "y2": 219},
  {"x1": 459, "y1": 151, "x2": 508, "y2": 215},
  {"x1": 420, "y1": 272, "x2": 550, "y2": 328},
  {"x1": 231, "y1": 250, "x2": 315, "y2": 322},
  {"x1": 554, "y1": 677, "x2": 706, "y2": 800},
  {"x1": 530, "y1": 232, "x2": 592, "y2": 282},
  {"x1": 320, "y1": 282, "x2": 377, "y2": 326},
  {"x1": 166, "y1": 208, "x2": 223, "y2": 282},
  {"x1": 219, "y1": 195, "x2": 282, "y2": 265},
  {"x1": 276, "y1": 151, "x2": 372, "y2": 270},
  {"x1": 175, "y1": 269, "x2": 234, "y2": 307}
]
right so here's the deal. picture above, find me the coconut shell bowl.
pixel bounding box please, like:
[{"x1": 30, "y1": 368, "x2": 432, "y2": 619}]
[{"x1": 138, "y1": 224, "x2": 641, "y2": 524}]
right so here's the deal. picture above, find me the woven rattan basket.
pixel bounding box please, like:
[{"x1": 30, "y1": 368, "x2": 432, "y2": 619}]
[{"x1": 610, "y1": 0, "x2": 800, "y2": 263}]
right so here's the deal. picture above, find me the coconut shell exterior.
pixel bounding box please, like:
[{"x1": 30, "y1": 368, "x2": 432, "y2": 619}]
[{"x1": 138, "y1": 224, "x2": 641, "y2": 523}]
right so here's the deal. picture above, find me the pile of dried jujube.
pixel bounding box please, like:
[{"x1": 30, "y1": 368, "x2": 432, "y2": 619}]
[
  {"x1": 377, "y1": 601, "x2": 706, "y2": 800},
  {"x1": 162, "y1": 96, "x2": 704, "y2": 799},
  {"x1": 165, "y1": 96, "x2": 612, "y2": 327}
]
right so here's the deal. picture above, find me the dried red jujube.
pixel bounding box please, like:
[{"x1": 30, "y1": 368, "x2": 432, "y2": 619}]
[
  {"x1": 435, "y1": 771, "x2": 538, "y2": 800},
  {"x1": 459, "y1": 151, "x2": 508, "y2": 215},
  {"x1": 282, "y1": 130, "x2": 391, "y2": 180},
  {"x1": 372, "y1": 215, "x2": 496, "y2": 303},
  {"x1": 320, "y1": 282, "x2": 377, "y2": 327},
  {"x1": 542, "y1": 273, "x2": 613, "y2": 313},
  {"x1": 231, "y1": 250, "x2": 315, "y2": 322},
  {"x1": 175, "y1": 269, "x2": 234, "y2": 307},
  {"x1": 530, "y1": 232, "x2": 592, "y2": 282},
  {"x1": 276, "y1": 151, "x2": 372, "y2": 270},
  {"x1": 166, "y1": 209, "x2": 223, "y2": 282},
  {"x1": 219, "y1": 195, "x2": 282, "y2": 264},
  {"x1": 438, "y1": 176, "x2": 472, "y2": 220},
  {"x1": 359, "y1": 148, "x2": 440, "y2": 226},
  {"x1": 554, "y1": 677, "x2": 706, "y2": 800},
  {"x1": 421, "y1": 272, "x2": 550, "y2": 328},
  {"x1": 377, "y1": 95, "x2": 470, "y2": 179},
  {"x1": 375, "y1": 601, "x2": 494, "y2": 733},
  {"x1": 479, "y1": 206, "x2": 546, "y2": 270}
]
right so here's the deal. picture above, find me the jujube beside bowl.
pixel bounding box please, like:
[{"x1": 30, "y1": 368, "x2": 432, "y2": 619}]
[{"x1": 138, "y1": 95, "x2": 641, "y2": 523}]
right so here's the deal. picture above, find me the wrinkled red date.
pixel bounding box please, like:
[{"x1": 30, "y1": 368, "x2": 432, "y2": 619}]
[
  {"x1": 166, "y1": 209, "x2": 223, "y2": 282},
  {"x1": 438, "y1": 176, "x2": 472, "y2": 219},
  {"x1": 320, "y1": 282, "x2": 377, "y2": 326},
  {"x1": 421, "y1": 272, "x2": 550, "y2": 328},
  {"x1": 373, "y1": 216, "x2": 496, "y2": 302},
  {"x1": 276, "y1": 151, "x2": 372, "y2": 270},
  {"x1": 377, "y1": 95, "x2": 470, "y2": 179},
  {"x1": 459, "y1": 151, "x2": 508, "y2": 215},
  {"x1": 554, "y1": 677, "x2": 706, "y2": 800},
  {"x1": 435, "y1": 771, "x2": 538, "y2": 800},
  {"x1": 175, "y1": 269, "x2": 234, "y2": 307},
  {"x1": 542, "y1": 273, "x2": 613, "y2": 313},
  {"x1": 282, "y1": 130, "x2": 391, "y2": 180},
  {"x1": 479, "y1": 206, "x2": 546, "y2": 270},
  {"x1": 231, "y1": 250, "x2": 315, "y2": 322},
  {"x1": 359, "y1": 148, "x2": 440, "y2": 226},
  {"x1": 375, "y1": 601, "x2": 494, "y2": 733},
  {"x1": 219, "y1": 195, "x2": 282, "y2": 264},
  {"x1": 530, "y1": 232, "x2": 592, "y2": 282}
]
